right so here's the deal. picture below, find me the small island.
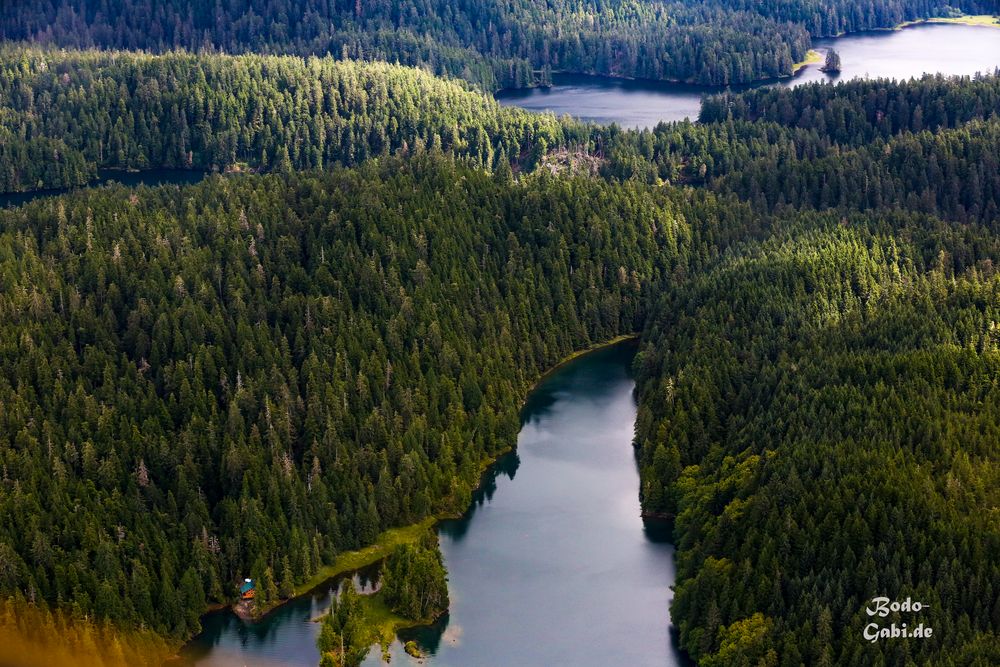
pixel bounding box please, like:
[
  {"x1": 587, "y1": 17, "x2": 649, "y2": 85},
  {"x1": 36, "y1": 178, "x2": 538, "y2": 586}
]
[
  {"x1": 317, "y1": 537, "x2": 449, "y2": 667},
  {"x1": 821, "y1": 48, "x2": 842, "y2": 73}
]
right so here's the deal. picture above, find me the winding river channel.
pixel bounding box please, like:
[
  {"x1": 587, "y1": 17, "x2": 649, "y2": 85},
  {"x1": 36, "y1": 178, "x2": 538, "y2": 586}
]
[
  {"x1": 496, "y1": 23, "x2": 1000, "y2": 128},
  {"x1": 184, "y1": 341, "x2": 684, "y2": 666}
]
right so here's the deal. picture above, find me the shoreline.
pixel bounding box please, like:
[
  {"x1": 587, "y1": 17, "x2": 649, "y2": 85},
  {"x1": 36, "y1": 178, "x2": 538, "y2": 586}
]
[
  {"x1": 496, "y1": 17, "x2": 997, "y2": 97},
  {"x1": 495, "y1": 68, "x2": 807, "y2": 97},
  {"x1": 895, "y1": 14, "x2": 1000, "y2": 30},
  {"x1": 820, "y1": 14, "x2": 1000, "y2": 38},
  {"x1": 792, "y1": 49, "x2": 822, "y2": 74},
  {"x1": 179, "y1": 334, "x2": 643, "y2": 652},
  {"x1": 494, "y1": 53, "x2": 828, "y2": 96},
  {"x1": 524, "y1": 334, "x2": 639, "y2": 402},
  {"x1": 308, "y1": 564, "x2": 450, "y2": 661}
]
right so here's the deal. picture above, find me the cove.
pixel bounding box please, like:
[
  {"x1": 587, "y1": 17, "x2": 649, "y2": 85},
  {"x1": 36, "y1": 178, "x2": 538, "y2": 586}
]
[
  {"x1": 496, "y1": 23, "x2": 1000, "y2": 128},
  {"x1": 182, "y1": 340, "x2": 685, "y2": 666}
]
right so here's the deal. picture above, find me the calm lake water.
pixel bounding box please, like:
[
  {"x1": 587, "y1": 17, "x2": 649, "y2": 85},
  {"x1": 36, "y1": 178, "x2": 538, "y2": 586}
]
[
  {"x1": 180, "y1": 568, "x2": 380, "y2": 667},
  {"x1": 497, "y1": 23, "x2": 1000, "y2": 128},
  {"x1": 183, "y1": 342, "x2": 683, "y2": 667}
]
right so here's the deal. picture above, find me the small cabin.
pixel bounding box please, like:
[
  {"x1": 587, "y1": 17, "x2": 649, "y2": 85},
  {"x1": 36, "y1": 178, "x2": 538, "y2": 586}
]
[{"x1": 240, "y1": 578, "x2": 256, "y2": 600}]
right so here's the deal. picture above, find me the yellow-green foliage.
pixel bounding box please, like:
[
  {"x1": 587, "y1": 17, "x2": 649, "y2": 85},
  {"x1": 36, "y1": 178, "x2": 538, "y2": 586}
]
[
  {"x1": 898, "y1": 14, "x2": 1000, "y2": 28},
  {"x1": 0, "y1": 598, "x2": 173, "y2": 667},
  {"x1": 791, "y1": 50, "x2": 822, "y2": 73},
  {"x1": 295, "y1": 520, "x2": 436, "y2": 601},
  {"x1": 702, "y1": 613, "x2": 775, "y2": 667}
]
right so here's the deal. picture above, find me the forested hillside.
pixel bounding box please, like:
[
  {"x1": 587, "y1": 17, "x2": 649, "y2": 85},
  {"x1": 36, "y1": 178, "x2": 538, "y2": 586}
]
[
  {"x1": 634, "y1": 213, "x2": 1000, "y2": 665},
  {"x1": 700, "y1": 74, "x2": 1000, "y2": 141},
  {"x1": 0, "y1": 0, "x2": 816, "y2": 87},
  {"x1": 0, "y1": 24, "x2": 999, "y2": 667},
  {"x1": 632, "y1": 77, "x2": 1000, "y2": 665},
  {"x1": 6, "y1": 48, "x2": 1000, "y2": 200},
  {"x1": 6, "y1": 0, "x2": 995, "y2": 89},
  {"x1": 599, "y1": 74, "x2": 1000, "y2": 192},
  {"x1": 720, "y1": 120, "x2": 1000, "y2": 223},
  {"x1": 697, "y1": 76, "x2": 1000, "y2": 223},
  {"x1": 0, "y1": 155, "x2": 707, "y2": 645},
  {"x1": 719, "y1": 0, "x2": 1000, "y2": 36},
  {"x1": 0, "y1": 49, "x2": 574, "y2": 193}
]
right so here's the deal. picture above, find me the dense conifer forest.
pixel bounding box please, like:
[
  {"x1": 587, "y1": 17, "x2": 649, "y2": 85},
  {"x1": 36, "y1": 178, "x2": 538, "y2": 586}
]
[
  {"x1": 1, "y1": 2, "x2": 1000, "y2": 665},
  {"x1": 631, "y1": 76, "x2": 1000, "y2": 665},
  {"x1": 0, "y1": 49, "x2": 572, "y2": 193},
  {"x1": 634, "y1": 212, "x2": 1000, "y2": 664},
  {"x1": 7, "y1": 0, "x2": 996, "y2": 88},
  {"x1": 0, "y1": 151, "x2": 709, "y2": 652},
  {"x1": 0, "y1": 0, "x2": 815, "y2": 87}
]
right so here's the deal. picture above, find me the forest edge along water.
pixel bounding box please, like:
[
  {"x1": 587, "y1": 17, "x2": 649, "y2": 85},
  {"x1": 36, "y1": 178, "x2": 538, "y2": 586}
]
[
  {"x1": 495, "y1": 23, "x2": 1000, "y2": 128},
  {"x1": 369, "y1": 338, "x2": 682, "y2": 666},
  {"x1": 6, "y1": 21, "x2": 998, "y2": 665},
  {"x1": 180, "y1": 336, "x2": 686, "y2": 666},
  {"x1": 0, "y1": 168, "x2": 207, "y2": 208},
  {"x1": 177, "y1": 336, "x2": 643, "y2": 654},
  {"x1": 190, "y1": 334, "x2": 637, "y2": 626},
  {"x1": 2, "y1": 24, "x2": 996, "y2": 203},
  {"x1": 0, "y1": 155, "x2": 660, "y2": 666}
]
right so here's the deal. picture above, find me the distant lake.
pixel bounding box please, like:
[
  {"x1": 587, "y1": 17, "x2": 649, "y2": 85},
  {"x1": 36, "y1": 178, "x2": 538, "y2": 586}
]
[
  {"x1": 496, "y1": 23, "x2": 1000, "y2": 128},
  {"x1": 0, "y1": 169, "x2": 206, "y2": 208}
]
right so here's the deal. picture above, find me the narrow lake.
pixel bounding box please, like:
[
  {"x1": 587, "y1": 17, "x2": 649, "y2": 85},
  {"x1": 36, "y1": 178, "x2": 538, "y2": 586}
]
[
  {"x1": 183, "y1": 341, "x2": 683, "y2": 666},
  {"x1": 0, "y1": 168, "x2": 206, "y2": 208},
  {"x1": 496, "y1": 23, "x2": 1000, "y2": 128}
]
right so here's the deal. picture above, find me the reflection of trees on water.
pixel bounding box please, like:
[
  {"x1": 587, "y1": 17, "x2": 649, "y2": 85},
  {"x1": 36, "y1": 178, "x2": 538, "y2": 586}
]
[
  {"x1": 185, "y1": 561, "x2": 383, "y2": 663},
  {"x1": 642, "y1": 518, "x2": 674, "y2": 544},
  {"x1": 438, "y1": 451, "x2": 520, "y2": 542},
  {"x1": 397, "y1": 343, "x2": 650, "y2": 663},
  {"x1": 396, "y1": 611, "x2": 451, "y2": 655},
  {"x1": 393, "y1": 452, "x2": 521, "y2": 656},
  {"x1": 520, "y1": 388, "x2": 558, "y2": 425},
  {"x1": 186, "y1": 589, "x2": 321, "y2": 654},
  {"x1": 350, "y1": 563, "x2": 383, "y2": 594}
]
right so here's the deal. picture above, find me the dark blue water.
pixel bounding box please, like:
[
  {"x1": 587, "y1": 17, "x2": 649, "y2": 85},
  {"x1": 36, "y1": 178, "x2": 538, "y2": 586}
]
[
  {"x1": 496, "y1": 23, "x2": 1000, "y2": 128},
  {"x1": 0, "y1": 169, "x2": 206, "y2": 207}
]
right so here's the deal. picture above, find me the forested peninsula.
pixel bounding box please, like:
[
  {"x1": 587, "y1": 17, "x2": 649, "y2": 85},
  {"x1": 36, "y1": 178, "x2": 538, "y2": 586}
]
[{"x1": 1, "y1": 4, "x2": 1000, "y2": 666}]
